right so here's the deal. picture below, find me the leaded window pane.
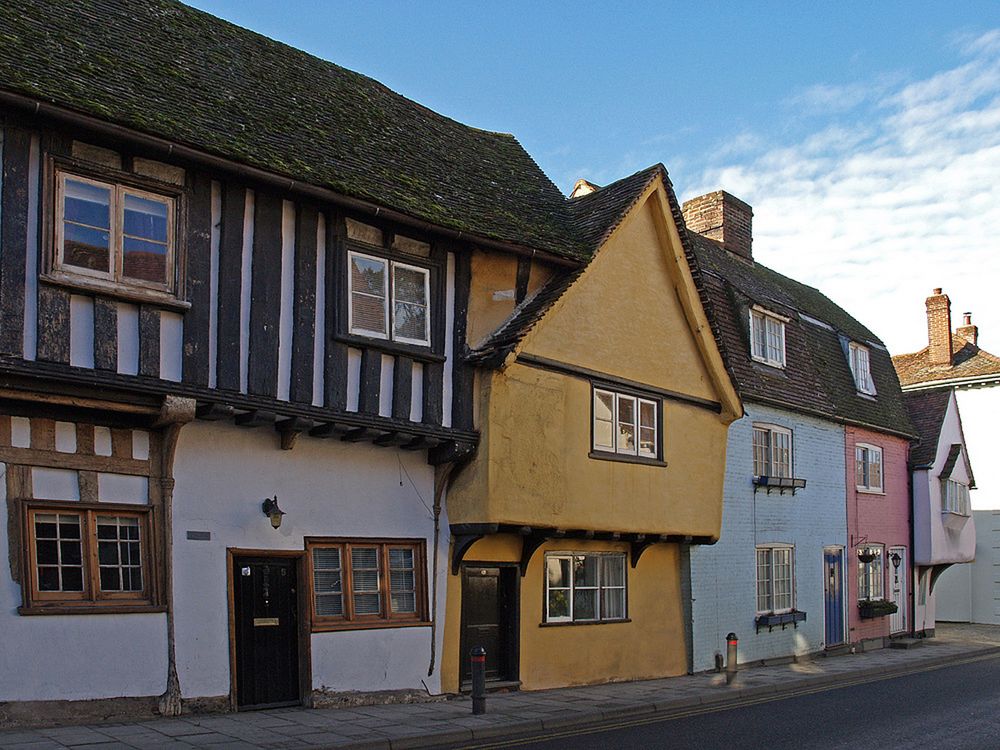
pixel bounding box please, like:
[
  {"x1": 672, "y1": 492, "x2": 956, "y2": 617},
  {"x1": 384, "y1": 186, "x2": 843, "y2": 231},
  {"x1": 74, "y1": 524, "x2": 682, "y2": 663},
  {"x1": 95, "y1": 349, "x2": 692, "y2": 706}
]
[
  {"x1": 752, "y1": 428, "x2": 769, "y2": 477},
  {"x1": 34, "y1": 512, "x2": 84, "y2": 593},
  {"x1": 96, "y1": 516, "x2": 143, "y2": 592}
]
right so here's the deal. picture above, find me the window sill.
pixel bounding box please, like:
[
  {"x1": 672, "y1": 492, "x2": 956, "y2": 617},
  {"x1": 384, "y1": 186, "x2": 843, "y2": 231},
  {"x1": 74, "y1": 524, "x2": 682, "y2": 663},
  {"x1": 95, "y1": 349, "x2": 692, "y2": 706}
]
[
  {"x1": 588, "y1": 451, "x2": 666, "y2": 467},
  {"x1": 856, "y1": 488, "x2": 886, "y2": 496},
  {"x1": 311, "y1": 619, "x2": 431, "y2": 633},
  {"x1": 333, "y1": 333, "x2": 444, "y2": 363},
  {"x1": 41, "y1": 273, "x2": 190, "y2": 311},
  {"x1": 750, "y1": 355, "x2": 786, "y2": 370},
  {"x1": 855, "y1": 391, "x2": 878, "y2": 400},
  {"x1": 19, "y1": 603, "x2": 166, "y2": 616},
  {"x1": 539, "y1": 618, "x2": 631, "y2": 628}
]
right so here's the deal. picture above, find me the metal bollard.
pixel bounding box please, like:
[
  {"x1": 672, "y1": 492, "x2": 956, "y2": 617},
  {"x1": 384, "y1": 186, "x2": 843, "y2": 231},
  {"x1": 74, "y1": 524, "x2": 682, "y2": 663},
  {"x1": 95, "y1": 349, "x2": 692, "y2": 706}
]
[
  {"x1": 725, "y1": 632, "x2": 738, "y2": 684},
  {"x1": 471, "y1": 646, "x2": 487, "y2": 714}
]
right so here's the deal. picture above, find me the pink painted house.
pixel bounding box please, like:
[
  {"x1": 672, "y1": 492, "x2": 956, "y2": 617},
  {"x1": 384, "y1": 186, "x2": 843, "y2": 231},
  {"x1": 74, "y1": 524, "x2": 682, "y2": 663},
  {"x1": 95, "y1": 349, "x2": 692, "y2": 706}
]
[{"x1": 846, "y1": 425, "x2": 912, "y2": 645}]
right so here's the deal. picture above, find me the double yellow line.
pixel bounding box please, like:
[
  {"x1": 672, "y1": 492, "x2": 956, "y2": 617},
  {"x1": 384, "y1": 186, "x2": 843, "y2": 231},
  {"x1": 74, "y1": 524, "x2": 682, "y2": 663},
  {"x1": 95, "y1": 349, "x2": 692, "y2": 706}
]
[{"x1": 458, "y1": 651, "x2": 1000, "y2": 749}]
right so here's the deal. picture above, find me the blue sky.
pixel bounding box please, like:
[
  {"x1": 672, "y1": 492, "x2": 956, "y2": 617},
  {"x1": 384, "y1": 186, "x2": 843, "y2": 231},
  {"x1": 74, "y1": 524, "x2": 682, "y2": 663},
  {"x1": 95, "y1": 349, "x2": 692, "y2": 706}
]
[{"x1": 188, "y1": 1, "x2": 1000, "y2": 354}]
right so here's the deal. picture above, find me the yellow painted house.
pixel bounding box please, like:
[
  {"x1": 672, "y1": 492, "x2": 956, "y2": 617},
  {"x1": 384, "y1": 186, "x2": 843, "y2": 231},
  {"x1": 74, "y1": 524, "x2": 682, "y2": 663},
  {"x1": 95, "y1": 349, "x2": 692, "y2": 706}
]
[{"x1": 441, "y1": 166, "x2": 742, "y2": 692}]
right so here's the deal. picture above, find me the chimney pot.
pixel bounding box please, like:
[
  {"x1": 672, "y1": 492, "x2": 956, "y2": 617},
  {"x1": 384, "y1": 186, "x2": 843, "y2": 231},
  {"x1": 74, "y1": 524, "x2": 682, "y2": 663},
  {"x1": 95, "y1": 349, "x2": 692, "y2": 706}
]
[
  {"x1": 933, "y1": 287, "x2": 942, "y2": 295},
  {"x1": 681, "y1": 190, "x2": 753, "y2": 262},
  {"x1": 956, "y1": 311, "x2": 979, "y2": 347}
]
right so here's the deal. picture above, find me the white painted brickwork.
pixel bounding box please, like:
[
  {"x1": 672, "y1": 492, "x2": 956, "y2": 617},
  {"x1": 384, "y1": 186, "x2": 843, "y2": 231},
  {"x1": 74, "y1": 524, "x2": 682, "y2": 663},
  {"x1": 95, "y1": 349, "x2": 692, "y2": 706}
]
[{"x1": 690, "y1": 403, "x2": 847, "y2": 671}]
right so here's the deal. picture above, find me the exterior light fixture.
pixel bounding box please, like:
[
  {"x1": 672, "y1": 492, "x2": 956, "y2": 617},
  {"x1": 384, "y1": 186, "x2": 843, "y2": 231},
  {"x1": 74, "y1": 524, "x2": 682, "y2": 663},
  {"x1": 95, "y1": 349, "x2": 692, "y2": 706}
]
[
  {"x1": 261, "y1": 496, "x2": 285, "y2": 529},
  {"x1": 889, "y1": 551, "x2": 902, "y2": 569}
]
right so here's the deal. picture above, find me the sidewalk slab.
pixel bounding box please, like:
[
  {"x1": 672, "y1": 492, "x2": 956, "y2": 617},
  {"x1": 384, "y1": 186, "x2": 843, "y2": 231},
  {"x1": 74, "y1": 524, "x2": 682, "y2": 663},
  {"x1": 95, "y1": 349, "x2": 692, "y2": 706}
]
[{"x1": 3, "y1": 633, "x2": 1000, "y2": 750}]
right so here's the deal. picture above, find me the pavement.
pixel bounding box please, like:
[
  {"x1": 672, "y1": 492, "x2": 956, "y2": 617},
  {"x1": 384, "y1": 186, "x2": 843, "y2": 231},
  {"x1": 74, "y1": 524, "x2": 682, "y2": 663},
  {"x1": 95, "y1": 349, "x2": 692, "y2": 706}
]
[{"x1": 3, "y1": 623, "x2": 1000, "y2": 750}]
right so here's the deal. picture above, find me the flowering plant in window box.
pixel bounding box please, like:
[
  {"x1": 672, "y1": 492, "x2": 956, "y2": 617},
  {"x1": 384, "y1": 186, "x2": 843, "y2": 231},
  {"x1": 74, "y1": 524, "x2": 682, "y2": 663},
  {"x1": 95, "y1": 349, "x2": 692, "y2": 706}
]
[{"x1": 858, "y1": 599, "x2": 897, "y2": 619}]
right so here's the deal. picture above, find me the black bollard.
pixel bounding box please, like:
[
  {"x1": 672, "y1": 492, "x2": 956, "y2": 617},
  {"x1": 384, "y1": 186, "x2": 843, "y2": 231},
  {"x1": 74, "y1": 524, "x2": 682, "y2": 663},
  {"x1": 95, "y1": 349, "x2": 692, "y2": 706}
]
[{"x1": 471, "y1": 646, "x2": 486, "y2": 714}]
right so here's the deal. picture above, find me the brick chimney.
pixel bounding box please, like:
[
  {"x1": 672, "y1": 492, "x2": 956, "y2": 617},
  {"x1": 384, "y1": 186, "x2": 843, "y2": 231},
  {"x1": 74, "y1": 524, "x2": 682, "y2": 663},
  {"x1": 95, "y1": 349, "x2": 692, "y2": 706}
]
[
  {"x1": 925, "y1": 288, "x2": 953, "y2": 365},
  {"x1": 956, "y1": 312, "x2": 978, "y2": 347},
  {"x1": 681, "y1": 191, "x2": 753, "y2": 262}
]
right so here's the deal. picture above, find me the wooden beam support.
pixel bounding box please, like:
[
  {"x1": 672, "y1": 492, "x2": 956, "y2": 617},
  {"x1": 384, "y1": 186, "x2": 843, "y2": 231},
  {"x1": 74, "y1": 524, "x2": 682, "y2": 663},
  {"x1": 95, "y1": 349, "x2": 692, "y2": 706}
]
[
  {"x1": 234, "y1": 410, "x2": 277, "y2": 428},
  {"x1": 341, "y1": 427, "x2": 375, "y2": 443},
  {"x1": 195, "y1": 402, "x2": 235, "y2": 421},
  {"x1": 309, "y1": 421, "x2": 347, "y2": 439}
]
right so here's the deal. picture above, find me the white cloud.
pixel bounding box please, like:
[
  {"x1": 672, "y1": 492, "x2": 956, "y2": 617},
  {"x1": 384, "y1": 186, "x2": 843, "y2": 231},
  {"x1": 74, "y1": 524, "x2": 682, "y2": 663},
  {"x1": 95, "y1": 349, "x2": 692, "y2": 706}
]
[{"x1": 686, "y1": 30, "x2": 1000, "y2": 356}]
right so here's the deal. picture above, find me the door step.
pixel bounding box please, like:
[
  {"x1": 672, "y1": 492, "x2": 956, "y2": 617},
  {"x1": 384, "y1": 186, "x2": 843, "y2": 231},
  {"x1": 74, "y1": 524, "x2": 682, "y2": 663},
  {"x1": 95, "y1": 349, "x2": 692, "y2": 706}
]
[{"x1": 889, "y1": 637, "x2": 925, "y2": 649}]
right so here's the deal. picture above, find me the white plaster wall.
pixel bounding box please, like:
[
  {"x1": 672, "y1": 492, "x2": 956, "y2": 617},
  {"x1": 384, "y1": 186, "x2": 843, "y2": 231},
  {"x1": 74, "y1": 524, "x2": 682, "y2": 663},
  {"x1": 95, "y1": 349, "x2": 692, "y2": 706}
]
[
  {"x1": 171, "y1": 422, "x2": 448, "y2": 698},
  {"x1": 690, "y1": 405, "x2": 848, "y2": 671},
  {"x1": 936, "y1": 510, "x2": 1000, "y2": 624},
  {"x1": 958, "y1": 388, "x2": 998, "y2": 511},
  {"x1": 0, "y1": 463, "x2": 168, "y2": 702},
  {"x1": 914, "y1": 395, "x2": 976, "y2": 566}
]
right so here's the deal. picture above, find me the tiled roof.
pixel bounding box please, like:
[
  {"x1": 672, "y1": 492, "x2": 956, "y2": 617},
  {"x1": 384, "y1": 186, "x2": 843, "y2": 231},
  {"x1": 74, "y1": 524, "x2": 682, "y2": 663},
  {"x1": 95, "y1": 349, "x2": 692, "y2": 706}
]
[
  {"x1": 904, "y1": 389, "x2": 951, "y2": 467},
  {"x1": 468, "y1": 166, "x2": 662, "y2": 367},
  {"x1": 687, "y1": 234, "x2": 916, "y2": 438},
  {"x1": 0, "y1": 0, "x2": 585, "y2": 260},
  {"x1": 892, "y1": 337, "x2": 1000, "y2": 387}
]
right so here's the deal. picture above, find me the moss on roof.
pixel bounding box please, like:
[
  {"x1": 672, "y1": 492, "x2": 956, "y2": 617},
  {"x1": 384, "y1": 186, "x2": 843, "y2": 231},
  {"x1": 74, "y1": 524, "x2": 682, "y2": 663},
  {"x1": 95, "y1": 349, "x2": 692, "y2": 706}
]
[{"x1": 0, "y1": 0, "x2": 585, "y2": 259}]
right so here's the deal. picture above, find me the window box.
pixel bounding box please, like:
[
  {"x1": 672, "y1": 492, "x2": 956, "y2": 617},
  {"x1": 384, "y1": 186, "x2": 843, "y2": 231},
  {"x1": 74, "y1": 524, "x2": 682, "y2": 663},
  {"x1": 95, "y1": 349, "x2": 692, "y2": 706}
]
[
  {"x1": 755, "y1": 609, "x2": 807, "y2": 633},
  {"x1": 752, "y1": 476, "x2": 807, "y2": 495},
  {"x1": 306, "y1": 538, "x2": 428, "y2": 631},
  {"x1": 858, "y1": 599, "x2": 897, "y2": 619}
]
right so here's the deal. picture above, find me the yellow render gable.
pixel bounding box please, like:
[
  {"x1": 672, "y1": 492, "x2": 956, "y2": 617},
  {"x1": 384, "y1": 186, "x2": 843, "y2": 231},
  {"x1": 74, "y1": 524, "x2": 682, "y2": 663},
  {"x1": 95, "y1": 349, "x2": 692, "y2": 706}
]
[{"x1": 515, "y1": 179, "x2": 740, "y2": 419}]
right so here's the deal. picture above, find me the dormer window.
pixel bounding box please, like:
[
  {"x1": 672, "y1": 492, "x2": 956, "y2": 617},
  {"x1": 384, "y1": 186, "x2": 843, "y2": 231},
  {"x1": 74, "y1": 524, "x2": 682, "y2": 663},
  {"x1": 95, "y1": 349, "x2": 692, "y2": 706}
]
[
  {"x1": 750, "y1": 308, "x2": 786, "y2": 368},
  {"x1": 848, "y1": 342, "x2": 876, "y2": 395},
  {"x1": 942, "y1": 479, "x2": 970, "y2": 516}
]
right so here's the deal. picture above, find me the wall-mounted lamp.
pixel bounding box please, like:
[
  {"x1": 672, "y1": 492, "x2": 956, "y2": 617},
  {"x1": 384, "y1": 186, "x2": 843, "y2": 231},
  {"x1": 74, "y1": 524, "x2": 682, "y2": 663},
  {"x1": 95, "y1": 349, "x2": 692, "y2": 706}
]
[
  {"x1": 261, "y1": 496, "x2": 285, "y2": 529},
  {"x1": 889, "y1": 551, "x2": 902, "y2": 570}
]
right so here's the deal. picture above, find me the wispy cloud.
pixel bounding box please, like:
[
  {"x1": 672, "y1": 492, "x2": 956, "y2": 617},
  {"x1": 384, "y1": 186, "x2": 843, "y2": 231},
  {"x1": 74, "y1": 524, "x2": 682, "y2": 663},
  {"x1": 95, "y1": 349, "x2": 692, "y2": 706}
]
[{"x1": 686, "y1": 30, "x2": 1000, "y2": 354}]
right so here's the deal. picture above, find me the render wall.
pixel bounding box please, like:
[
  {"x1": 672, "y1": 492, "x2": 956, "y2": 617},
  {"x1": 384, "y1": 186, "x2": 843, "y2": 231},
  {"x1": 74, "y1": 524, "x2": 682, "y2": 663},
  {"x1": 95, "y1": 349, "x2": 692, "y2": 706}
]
[
  {"x1": 936, "y1": 510, "x2": 1000, "y2": 624},
  {"x1": 845, "y1": 426, "x2": 911, "y2": 642},
  {"x1": 171, "y1": 421, "x2": 447, "y2": 699},
  {"x1": 958, "y1": 388, "x2": 998, "y2": 511},
  {"x1": 690, "y1": 404, "x2": 847, "y2": 672}
]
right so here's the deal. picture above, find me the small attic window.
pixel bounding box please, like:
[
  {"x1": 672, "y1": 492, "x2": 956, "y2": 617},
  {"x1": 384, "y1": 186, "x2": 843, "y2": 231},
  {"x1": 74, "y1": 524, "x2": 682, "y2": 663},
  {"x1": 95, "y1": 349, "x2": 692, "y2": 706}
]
[
  {"x1": 848, "y1": 342, "x2": 876, "y2": 396},
  {"x1": 750, "y1": 308, "x2": 786, "y2": 368}
]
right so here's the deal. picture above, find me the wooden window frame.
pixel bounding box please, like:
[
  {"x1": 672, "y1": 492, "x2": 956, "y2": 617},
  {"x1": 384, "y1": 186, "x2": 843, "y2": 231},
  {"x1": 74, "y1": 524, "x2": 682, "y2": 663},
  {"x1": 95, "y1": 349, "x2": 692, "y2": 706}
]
[
  {"x1": 347, "y1": 250, "x2": 432, "y2": 347},
  {"x1": 21, "y1": 499, "x2": 156, "y2": 613},
  {"x1": 306, "y1": 537, "x2": 429, "y2": 632},
  {"x1": 590, "y1": 386, "x2": 662, "y2": 464},
  {"x1": 755, "y1": 544, "x2": 795, "y2": 615},
  {"x1": 848, "y1": 342, "x2": 877, "y2": 396},
  {"x1": 42, "y1": 155, "x2": 189, "y2": 309},
  {"x1": 855, "y1": 443, "x2": 884, "y2": 493},
  {"x1": 749, "y1": 307, "x2": 787, "y2": 368},
  {"x1": 942, "y1": 478, "x2": 971, "y2": 516},
  {"x1": 857, "y1": 544, "x2": 885, "y2": 602},
  {"x1": 543, "y1": 551, "x2": 628, "y2": 625},
  {"x1": 752, "y1": 424, "x2": 793, "y2": 479}
]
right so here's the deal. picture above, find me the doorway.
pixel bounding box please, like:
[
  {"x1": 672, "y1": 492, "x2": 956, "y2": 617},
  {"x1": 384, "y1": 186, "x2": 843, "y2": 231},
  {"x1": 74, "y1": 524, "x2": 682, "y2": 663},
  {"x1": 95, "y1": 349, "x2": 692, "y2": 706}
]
[
  {"x1": 460, "y1": 564, "x2": 519, "y2": 688},
  {"x1": 823, "y1": 547, "x2": 845, "y2": 646},
  {"x1": 889, "y1": 546, "x2": 908, "y2": 634},
  {"x1": 231, "y1": 554, "x2": 303, "y2": 709}
]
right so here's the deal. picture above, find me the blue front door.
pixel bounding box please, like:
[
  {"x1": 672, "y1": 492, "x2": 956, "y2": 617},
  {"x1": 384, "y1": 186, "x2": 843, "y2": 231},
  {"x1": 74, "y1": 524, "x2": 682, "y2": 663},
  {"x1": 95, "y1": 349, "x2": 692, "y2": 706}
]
[{"x1": 824, "y1": 548, "x2": 844, "y2": 646}]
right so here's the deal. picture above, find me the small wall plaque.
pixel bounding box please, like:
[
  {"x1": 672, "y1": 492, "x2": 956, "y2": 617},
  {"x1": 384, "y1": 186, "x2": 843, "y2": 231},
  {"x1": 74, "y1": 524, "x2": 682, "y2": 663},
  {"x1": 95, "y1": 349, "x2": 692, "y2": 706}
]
[{"x1": 186, "y1": 530, "x2": 211, "y2": 541}]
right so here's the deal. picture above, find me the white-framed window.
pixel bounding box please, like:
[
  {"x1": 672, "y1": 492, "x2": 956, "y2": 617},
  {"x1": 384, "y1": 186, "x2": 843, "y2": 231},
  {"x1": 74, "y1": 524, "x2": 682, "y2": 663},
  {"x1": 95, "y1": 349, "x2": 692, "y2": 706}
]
[
  {"x1": 750, "y1": 308, "x2": 786, "y2": 367},
  {"x1": 348, "y1": 250, "x2": 431, "y2": 346},
  {"x1": 855, "y1": 444, "x2": 883, "y2": 492},
  {"x1": 942, "y1": 479, "x2": 971, "y2": 516},
  {"x1": 593, "y1": 388, "x2": 659, "y2": 459},
  {"x1": 848, "y1": 342, "x2": 876, "y2": 395},
  {"x1": 756, "y1": 545, "x2": 794, "y2": 613},
  {"x1": 752, "y1": 424, "x2": 792, "y2": 478},
  {"x1": 545, "y1": 552, "x2": 627, "y2": 623},
  {"x1": 857, "y1": 545, "x2": 884, "y2": 601},
  {"x1": 55, "y1": 170, "x2": 176, "y2": 293}
]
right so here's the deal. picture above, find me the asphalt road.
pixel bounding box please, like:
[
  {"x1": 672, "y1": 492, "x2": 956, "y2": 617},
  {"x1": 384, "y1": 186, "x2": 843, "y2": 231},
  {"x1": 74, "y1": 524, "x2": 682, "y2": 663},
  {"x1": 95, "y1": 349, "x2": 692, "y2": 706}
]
[{"x1": 471, "y1": 654, "x2": 1000, "y2": 749}]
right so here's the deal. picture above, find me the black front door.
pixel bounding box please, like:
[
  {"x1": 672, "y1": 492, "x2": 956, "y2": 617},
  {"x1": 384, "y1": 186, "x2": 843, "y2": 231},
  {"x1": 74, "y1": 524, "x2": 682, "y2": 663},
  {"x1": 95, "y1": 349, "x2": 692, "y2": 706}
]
[
  {"x1": 460, "y1": 565, "x2": 517, "y2": 685},
  {"x1": 233, "y1": 556, "x2": 300, "y2": 708}
]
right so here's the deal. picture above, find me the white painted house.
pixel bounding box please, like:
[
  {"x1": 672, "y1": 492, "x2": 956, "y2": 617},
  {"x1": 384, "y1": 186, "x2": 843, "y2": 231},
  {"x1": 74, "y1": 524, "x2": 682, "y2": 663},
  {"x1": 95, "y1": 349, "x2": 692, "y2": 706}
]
[{"x1": 894, "y1": 289, "x2": 1000, "y2": 625}]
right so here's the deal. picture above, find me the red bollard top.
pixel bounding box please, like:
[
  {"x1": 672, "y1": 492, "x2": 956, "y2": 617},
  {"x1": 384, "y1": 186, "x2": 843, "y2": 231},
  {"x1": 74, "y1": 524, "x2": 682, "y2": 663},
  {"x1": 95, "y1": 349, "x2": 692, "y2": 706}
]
[{"x1": 726, "y1": 632, "x2": 738, "y2": 645}]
